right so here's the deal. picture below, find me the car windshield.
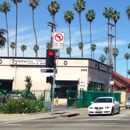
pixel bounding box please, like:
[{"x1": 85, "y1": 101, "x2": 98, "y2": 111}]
[
  {"x1": 94, "y1": 98, "x2": 112, "y2": 103},
  {"x1": 127, "y1": 97, "x2": 130, "y2": 100}
]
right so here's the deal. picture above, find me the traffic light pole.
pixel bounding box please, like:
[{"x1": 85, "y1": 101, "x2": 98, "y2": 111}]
[{"x1": 51, "y1": 67, "x2": 56, "y2": 115}]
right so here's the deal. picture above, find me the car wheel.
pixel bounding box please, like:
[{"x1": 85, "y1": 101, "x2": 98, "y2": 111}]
[
  {"x1": 117, "y1": 107, "x2": 120, "y2": 114},
  {"x1": 125, "y1": 107, "x2": 128, "y2": 109},
  {"x1": 111, "y1": 107, "x2": 114, "y2": 115}
]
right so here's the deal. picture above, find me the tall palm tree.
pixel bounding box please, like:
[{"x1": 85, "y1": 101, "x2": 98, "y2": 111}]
[
  {"x1": 33, "y1": 44, "x2": 39, "y2": 57},
  {"x1": 47, "y1": 0, "x2": 60, "y2": 29},
  {"x1": 104, "y1": 47, "x2": 109, "y2": 64},
  {"x1": 10, "y1": 42, "x2": 15, "y2": 56},
  {"x1": 0, "y1": 28, "x2": 7, "y2": 49},
  {"x1": 91, "y1": 44, "x2": 96, "y2": 59},
  {"x1": 11, "y1": 0, "x2": 22, "y2": 57},
  {"x1": 126, "y1": 6, "x2": 130, "y2": 20},
  {"x1": 74, "y1": 0, "x2": 86, "y2": 58},
  {"x1": 103, "y1": 7, "x2": 113, "y2": 65},
  {"x1": 124, "y1": 53, "x2": 130, "y2": 78},
  {"x1": 112, "y1": 10, "x2": 120, "y2": 49},
  {"x1": 21, "y1": 44, "x2": 27, "y2": 57},
  {"x1": 78, "y1": 42, "x2": 84, "y2": 58},
  {"x1": 99, "y1": 54, "x2": 106, "y2": 63},
  {"x1": 29, "y1": 0, "x2": 39, "y2": 57},
  {"x1": 85, "y1": 9, "x2": 95, "y2": 58},
  {"x1": 0, "y1": 2, "x2": 11, "y2": 56},
  {"x1": 64, "y1": 11, "x2": 74, "y2": 58},
  {"x1": 66, "y1": 47, "x2": 72, "y2": 57},
  {"x1": 112, "y1": 48, "x2": 119, "y2": 71}
]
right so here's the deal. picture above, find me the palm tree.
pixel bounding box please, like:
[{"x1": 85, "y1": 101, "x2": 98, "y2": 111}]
[
  {"x1": 91, "y1": 44, "x2": 96, "y2": 59},
  {"x1": 74, "y1": 0, "x2": 86, "y2": 58},
  {"x1": 127, "y1": 70, "x2": 130, "y2": 78},
  {"x1": 11, "y1": 0, "x2": 22, "y2": 57},
  {"x1": 78, "y1": 42, "x2": 84, "y2": 58},
  {"x1": 104, "y1": 47, "x2": 109, "y2": 64},
  {"x1": 124, "y1": 53, "x2": 130, "y2": 78},
  {"x1": 112, "y1": 48, "x2": 119, "y2": 71},
  {"x1": 10, "y1": 42, "x2": 15, "y2": 56},
  {"x1": 85, "y1": 9, "x2": 95, "y2": 58},
  {"x1": 64, "y1": 11, "x2": 74, "y2": 58},
  {"x1": 126, "y1": 6, "x2": 130, "y2": 20},
  {"x1": 0, "y1": 2, "x2": 11, "y2": 56},
  {"x1": 47, "y1": 0, "x2": 60, "y2": 29},
  {"x1": 99, "y1": 54, "x2": 106, "y2": 63},
  {"x1": 29, "y1": 0, "x2": 39, "y2": 57},
  {"x1": 46, "y1": 42, "x2": 50, "y2": 49},
  {"x1": 103, "y1": 7, "x2": 113, "y2": 65},
  {"x1": 112, "y1": 10, "x2": 120, "y2": 49},
  {"x1": 128, "y1": 43, "x2": 130, "y2": 49},
  {"x1": 21, "y1": 44, "x2": 27, "y2": 57},
  {"x1": 0, "y1": 28, "x2": 7, "y2": 49},
  {"x1": 33, "y1": 44, "x2": 39, "y2": 57},
  {"x1": 66, "y1": 47, "x2": 72, "y2": 57}
]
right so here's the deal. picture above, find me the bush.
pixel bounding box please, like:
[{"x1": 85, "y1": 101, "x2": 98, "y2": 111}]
[
  {"x1": 0, "y1": 92, "x2": 7, "y2": 107},
  {"x1": 0, "y1": 98, "x2": 45, "y2": 114},
  {"x1": 72, "y1": 100, "x2": 78, "y2": 108}
]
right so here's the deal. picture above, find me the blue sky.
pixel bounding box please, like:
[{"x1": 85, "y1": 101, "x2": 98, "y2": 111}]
[{"x1": 0, "y1": 0, "x2": 130, "y2": 77}]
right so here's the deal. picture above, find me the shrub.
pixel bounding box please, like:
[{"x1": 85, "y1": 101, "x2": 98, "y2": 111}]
[
  {"x1": 0, "y1": 98, "x2": 44, "y2": 114},
  {"x1": 72, "y1": 100, "x2": 78, "y2": 108},
  {"x1": 0, "y1": 92, "x2": 7, "y2": 107}
]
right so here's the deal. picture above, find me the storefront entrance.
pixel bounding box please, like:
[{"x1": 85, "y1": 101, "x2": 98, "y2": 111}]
[{"x1": 54, "y1": 80, "x2": 78, "y2": 98}]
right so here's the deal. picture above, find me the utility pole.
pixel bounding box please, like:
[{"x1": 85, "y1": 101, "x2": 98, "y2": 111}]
[
  {"x1": 47, "y1": 22, "x2": 56, "y2": 49},
  {"x1": 47, "y1": 22, "x2": 57, "y2": 115},
  {"x1": 108, "y1": 23, "x2": 115, "y2": 67}
]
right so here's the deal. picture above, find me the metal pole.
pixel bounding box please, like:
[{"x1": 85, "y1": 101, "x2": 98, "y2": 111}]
[{"x1": 50, "y1": 68, "x2": 56, "y2": 115}]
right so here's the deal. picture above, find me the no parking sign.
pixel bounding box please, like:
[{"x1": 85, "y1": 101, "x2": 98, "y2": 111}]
[{"x1": 52, "y1": 32, "x2": 65, "y2": 50}]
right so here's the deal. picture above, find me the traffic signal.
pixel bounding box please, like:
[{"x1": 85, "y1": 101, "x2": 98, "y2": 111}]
[
  {"x1": 46, "y1": 76, "x2": 53, "y2": 85},
  {"x1": 46, "y1": 49, "x2": 55, "y2": 68}
]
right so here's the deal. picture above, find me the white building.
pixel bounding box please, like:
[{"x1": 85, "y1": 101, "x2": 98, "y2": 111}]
[{"x1": 0, "y1": 57, "x2": 113, "y2": 102}]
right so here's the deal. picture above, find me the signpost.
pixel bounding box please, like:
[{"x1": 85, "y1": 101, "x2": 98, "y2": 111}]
[{"x1": 52, "y1": 32, "x2": 64, "y2": 50}]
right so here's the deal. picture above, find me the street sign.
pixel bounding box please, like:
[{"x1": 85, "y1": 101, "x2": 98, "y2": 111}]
[
  {"x1": 109, "y1": 81, "x2": 114, "y2": 85},
  {"x1": 52, "y1": 32, "x2": 64, "y2": 50},
  {"x1": 40, "y1": 69, "x2": 57, "y2": 73}
]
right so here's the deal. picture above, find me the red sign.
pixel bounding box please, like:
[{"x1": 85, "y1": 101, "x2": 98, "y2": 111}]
[{"x1": 54, "y1": 33, "x2": 63, "y2": 42}]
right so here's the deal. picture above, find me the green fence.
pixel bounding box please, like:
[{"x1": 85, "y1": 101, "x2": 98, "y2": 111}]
[{"x1": 67, "y1": 90, "x2": 121, "y2": 108}]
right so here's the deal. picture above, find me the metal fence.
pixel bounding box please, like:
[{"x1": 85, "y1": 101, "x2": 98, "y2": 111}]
[{"x1": 67, "y1": 90, "x2": 121, "y2": 108}]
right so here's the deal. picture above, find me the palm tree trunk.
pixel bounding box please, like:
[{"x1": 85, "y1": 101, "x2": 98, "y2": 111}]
[
  {"x1": 32, "y1": 9, "x2": 38, "y2": 57},
  {"x1": 15, "y1": 3, "x2": 18, "y2": 57},
  {"x1": 79, "y1": 13, "x2": 83, "y2": 58},
  {"x1": 127, "y1": 60, "x2": 128, "y2": 78},
  {"x1": 108, "y1": 19, "x2": 110, "y2": 65},
  {"x1": 68, "y1": 23, "x2": 71, "y2": 58},
  {"x1": 52, "y1": 15, "x2": 56, "y2": 32},
  {"x1": 5, "y1": 13, "x2": 9, "y2": 57},
  {"x1": 90, "y1": 22, "x2": 92, "y2": 58},
  {"x1": 115, "y1": 23, "x2": 117, "y2": 71}
]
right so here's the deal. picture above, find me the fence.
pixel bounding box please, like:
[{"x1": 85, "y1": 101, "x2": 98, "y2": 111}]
[{"x1": 67, "y1": 90, "x2": 121, "y2": 108}]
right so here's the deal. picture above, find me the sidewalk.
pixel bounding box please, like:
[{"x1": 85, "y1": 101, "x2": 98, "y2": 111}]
[{"x1": 0, "y1": 103, "x2": 125, "y2": 122}]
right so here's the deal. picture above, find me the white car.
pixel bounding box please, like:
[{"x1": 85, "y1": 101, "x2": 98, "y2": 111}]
[{"x1": 88, "y1": 97, "x2": 120, "y2": 116}]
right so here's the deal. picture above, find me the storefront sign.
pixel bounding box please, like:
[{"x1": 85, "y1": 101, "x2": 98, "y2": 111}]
[{"x1": 10, "y1": 59, "x2": 46, "y2": 66}]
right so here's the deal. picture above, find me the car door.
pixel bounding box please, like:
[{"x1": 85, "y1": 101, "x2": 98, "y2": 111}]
[{"x1": 113, "y1": 98, "x2": 119, "y2": 113}]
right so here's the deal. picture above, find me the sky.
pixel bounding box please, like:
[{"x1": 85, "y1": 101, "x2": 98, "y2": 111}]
[{"x1": 0, "y1": 0, "x2": 130, "y2": 77}]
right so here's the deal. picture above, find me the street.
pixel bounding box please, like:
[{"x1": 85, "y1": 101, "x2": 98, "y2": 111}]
[{"x1": 0, "y1": 107, "x2": 130, "y2": 130}]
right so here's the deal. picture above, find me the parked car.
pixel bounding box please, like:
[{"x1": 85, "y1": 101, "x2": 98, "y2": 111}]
[
  {"x1": 125, "y1": 97, "x2": 130, "y2": 109},
  {"x1": 7, "y1": 90, "x2": 23, "y2": 100},
  {"x1": 88, "y1": 97, "x2": 120, "y2": 116}
]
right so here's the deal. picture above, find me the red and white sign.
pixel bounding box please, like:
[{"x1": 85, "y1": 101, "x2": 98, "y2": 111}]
[{"x1": 52, "y1": 32, "x2": 64, "y2": 50}]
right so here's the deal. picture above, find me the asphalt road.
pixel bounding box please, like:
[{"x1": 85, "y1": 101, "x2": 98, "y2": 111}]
[{"x1": 0, "y1": 108, "x2": 130, "y2": 130}]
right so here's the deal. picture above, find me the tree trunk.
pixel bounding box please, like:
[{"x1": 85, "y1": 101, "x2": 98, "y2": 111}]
[
  {"x1": 68, "y1": 23, "x2": 71, "y2": 58},
  {"x1": 79, "y1": 13, "x2": 83, "y2": 58},
  {"x1": 5, "y1": 14, "x2": 9, "y2": 57},
  {"x1": 32, "y1": 9, "x2": 38, "y2": 57},
  {"x1": 90, "y1": 22, "x2": 92, "y2": 58},
  {"x1": 15, "y1": 4, "x2": 18, "y2": 57}
]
